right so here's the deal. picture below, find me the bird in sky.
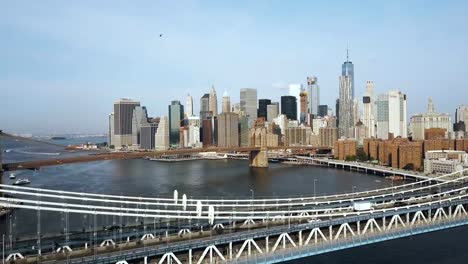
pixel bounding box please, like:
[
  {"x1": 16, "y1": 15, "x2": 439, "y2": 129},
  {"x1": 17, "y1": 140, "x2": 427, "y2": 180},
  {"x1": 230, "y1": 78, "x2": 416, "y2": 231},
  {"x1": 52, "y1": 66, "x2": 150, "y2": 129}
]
[{"x1": 159, "y1": 34, "x2": 163, "y2": 37}]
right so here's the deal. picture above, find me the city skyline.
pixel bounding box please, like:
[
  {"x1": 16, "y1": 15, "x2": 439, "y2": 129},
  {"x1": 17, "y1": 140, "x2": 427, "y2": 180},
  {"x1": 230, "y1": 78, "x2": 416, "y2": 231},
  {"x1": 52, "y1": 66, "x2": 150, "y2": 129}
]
[{"x1": 2, "y1": 1, "x2": 468, "y2": 134}]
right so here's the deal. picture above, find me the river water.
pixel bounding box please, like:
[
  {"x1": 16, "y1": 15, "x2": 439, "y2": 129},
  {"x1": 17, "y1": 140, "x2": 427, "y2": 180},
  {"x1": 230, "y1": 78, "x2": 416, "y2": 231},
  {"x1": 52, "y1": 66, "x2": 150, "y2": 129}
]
[{"x1": 1, "y1": 136, "x2": 467, "y2": 263}]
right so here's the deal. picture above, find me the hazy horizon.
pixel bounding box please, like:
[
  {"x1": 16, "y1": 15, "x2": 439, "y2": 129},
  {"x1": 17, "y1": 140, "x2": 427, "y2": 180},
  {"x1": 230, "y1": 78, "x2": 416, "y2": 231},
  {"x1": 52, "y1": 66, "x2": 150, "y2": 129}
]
[{"x1": 2, "y1": 0, "x2": 468, "y2": 134}]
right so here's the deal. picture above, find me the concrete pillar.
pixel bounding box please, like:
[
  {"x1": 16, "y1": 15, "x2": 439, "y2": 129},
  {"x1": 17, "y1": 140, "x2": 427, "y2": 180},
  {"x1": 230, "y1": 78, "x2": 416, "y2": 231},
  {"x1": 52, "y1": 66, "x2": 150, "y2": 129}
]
[{"x1": 249, "y1": 148, "x2": 269, "y2": 168}]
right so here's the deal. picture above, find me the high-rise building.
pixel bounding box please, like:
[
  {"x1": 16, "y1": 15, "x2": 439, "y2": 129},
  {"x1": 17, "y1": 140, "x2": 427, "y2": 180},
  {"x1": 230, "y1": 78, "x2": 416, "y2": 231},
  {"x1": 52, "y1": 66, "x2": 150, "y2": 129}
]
[
  {"x1": 335, "y1": 99, "x2": 340, "y2": 127},
  {"x1": 200, "y1": 94, "x2": 212, "y2": 121},
  {"x1": 267, "y1": 102, "x2": 279, "y2": 122},
  {"x1": 113, "y1": 98, "x2": 140, "y2": 148},
  {"x1": 307, "y1": 76, "x2": 320, "y2": 115},
  {"x1": 222, "y1": 91, "x2": 231, "y2": 113},
  {"x1": 108, "y1": 113, "x2": 114, "y2": 147},
  {"x1": 456, "y1": 105, "x2": 468, "y2": 123},
  {"x1": 289, "y1": 84, "x2": 303, "y2": 122},
  {"x1": 201, "y1": 119, "x2": 213, "y2": 147},
  {"x1": 410, "y1": 98, "x2": 452, "y2": 140},
  {"x1": 239, "y1": 116, "x2": 250, "y2": 147},
  {"x1": 217, "y1": 112, "x2": 239, "y2": 147},
  {"x1": 209, "y1": 86, "x2": 218, "y2": 117},
  {"x1": 168, "y1": 101, "x2": 184, "y2": 146},
  {"x1": 140, "y1": 123, "x2": 158, "y2": 150},
  {"x1": 300, "y1": 91, "x2": 308, "y2": 123},
  {"x1": 362, "y1": 80, "x2": 375, "y2": 138},
  {"x1": 258, "y1": 99, "x2": 272, "y2": 119},
  {"x1": 375, "y1": 90, "x2": 407, "y2": 139},
  {"x1": 320, "y1": 127, "x2": 338, "y2": 147},
  {"x1": 188, "y1": 124, "x2": 201, "y2": 148},
  {"x1": 318, "y1": 105, "x2": 328, "y2": 117},
  {"x1": 338, "y1": 50, "x2": 354, "y2": 138},
  {"x1": 281, "y1": 96, "x2": 297, "y2": 121},
  {"x1": 186, "y1": 94, "x2": 193, "y2": 117},
  {"x1": 155, "y1": 116, "x2": 169, "y2": 150},
  {"x1": 240, "y1": 88, "x2": 257, "y2": 120},
  {"x1": 131, "y1": 106, "x2": 149, "y2": 146}
]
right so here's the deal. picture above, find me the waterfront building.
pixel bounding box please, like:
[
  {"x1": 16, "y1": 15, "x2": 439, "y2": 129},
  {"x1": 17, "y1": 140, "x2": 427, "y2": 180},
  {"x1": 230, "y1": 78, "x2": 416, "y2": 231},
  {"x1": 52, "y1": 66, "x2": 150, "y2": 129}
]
[
  {"x1": 113, "y1": 98, "x2": 140, "y2": 148},
  {"x1": 217, "y1": 112, "x2": 239, "y2": 147},
  {"x1": 108, "y1": 113, "x2": 114, "y2": 147},
  {"x1": 285, "y1": 126, "x2": 308, "y2": 146},
  {"x1": 424, "y1": 150, "x2": 468, "y2": 174},
  {"x1": 267, "y1": 103, "x2": 279, "y2": 122},
  {"x1": 209, "y1": 86, "x2": 218, "y2": 117},
  {"x1": 200, "y1": 93, "x2": 212, "y2": 121},
  {"x1": 140, "y1": 123, "x2": 158, "y2": 150},
  {"x1": 168, "y1": 101, "x2": 184, "y2": 146},
  {"x1": 307, "y1": 76, "x2": 320, "y2": 116},
  {"x1": 239, "y1": 116, "x2": 250, "y2": 147},
  {"x1": 258, "y1": 99, "x2": 271, "y2": 119},
  {"x1": 131, "y1": 106, "x2": 149, "y2": 146},
  {"x1": 188, "y1": 124, "x2": 202, "y2": 148},
  {"x1": 281, "y1": 96, "x2": 297, "y2": 121},
  {"x1": 375, "y1": 90, "x2": 407, "y2": 139},
  {"x1": 186, "y1": 94, "x2": 193, "y2": 117},
  {"x1": 334, "y1": 139, "x2": 357, "y2": 160},
  {"x1": 318, "y1": 105, "x2": 328, "y2": 118},
  {"x1": 410, "y1": 98, "x2": 452, "y2": 140},
  {"x1": 336, "y1": 99, "x2": 340, "y2": 128},
  {"x1": 362, "y1": 80, "x2": 375, "y2": 138},
  {"x1": 320, "y1": 127, "x2": 338, "y2": 147},
  {"x1": 289, "y1": 84, "x2": 303, "y2": 121},
  {"x1": 240, "y1": 88, "x2": 258, "y2": 121},
  {"x1": 155, "y1": 116, "x2": 169, "y2": 150},
  {"x1": 222, "y1": 91, "x2": 231, "y2": 113},
  {"x1": 338, "y1": 51, "x2": 354, "y2": 138}
]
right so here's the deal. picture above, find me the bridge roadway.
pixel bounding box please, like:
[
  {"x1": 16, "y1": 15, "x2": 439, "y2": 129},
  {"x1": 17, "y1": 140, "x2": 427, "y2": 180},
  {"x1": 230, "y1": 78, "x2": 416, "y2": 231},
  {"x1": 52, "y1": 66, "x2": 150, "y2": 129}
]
[
  {"x1": 0, "y1": 169, "x2": 464, "y2": 216},
  {"x1": 5, "y1": 185, "x2": 468, "y2": 264},
  {"x1": 2, "y1": 146, "x2": 330, "y2": 171},
  {"x1": 1, "y1": 169, "x2": 467, "y2": 263}
]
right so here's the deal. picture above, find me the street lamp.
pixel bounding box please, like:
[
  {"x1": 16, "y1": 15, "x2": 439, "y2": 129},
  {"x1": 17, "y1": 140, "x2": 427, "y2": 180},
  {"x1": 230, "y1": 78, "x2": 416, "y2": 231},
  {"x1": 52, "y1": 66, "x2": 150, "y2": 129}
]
[{"x1": 313, "y1": 179, "x2": 318, "y2": 197}]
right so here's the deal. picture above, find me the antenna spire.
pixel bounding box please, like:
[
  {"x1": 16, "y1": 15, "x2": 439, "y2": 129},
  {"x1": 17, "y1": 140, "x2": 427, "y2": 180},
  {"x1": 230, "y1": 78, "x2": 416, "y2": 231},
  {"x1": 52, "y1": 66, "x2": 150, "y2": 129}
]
[{"x1": 346, "y1": 46, "x2": 349, "y2": 62}]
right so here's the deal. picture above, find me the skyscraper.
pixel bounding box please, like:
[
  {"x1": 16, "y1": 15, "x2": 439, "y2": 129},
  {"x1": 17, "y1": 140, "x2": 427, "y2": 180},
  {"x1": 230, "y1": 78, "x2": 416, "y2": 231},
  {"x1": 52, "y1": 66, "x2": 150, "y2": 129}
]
[
  {"x1": 200, "y1": 94, "x2": 211, "y2": 121},
  {"x1": 289, "y1": 84, "x2": 303, "y2": 122},
  {"x1": 307, "y1": 76, "x2": 320, "y2": 115},
  {"x1": 113, "y1": 98, "x2": 140, "y2": 148},
  {"x1": 240, "y1": 88, "x2": 258, "y2": 120},
  {"x1": 375, "y1": 90, "x2": 407, "y2": 139},
  {"x1": 140, "y1": 123, "x2": 158, "y2": 150},
  {"x1": 222, "y1": 91, "x2": 231, "y2": 113},
  {"x1": 155, "y1": 116, "x2": 169, "y2": 150},
  {"x1": 239, "y1": 116, "x2": 250, "y2": 147},
  {"x1": 318, "y1": 105, "x2": 328, "y2": 117},
  {"x1": 209, "y1": 86, "x2": 218, "y2": 117},
  {"x1": 338, "y1": 50, "x2": 354, "y2": 138},
  {"x1": 362, "y1": 80, "x2": 375, "y2": 138},
  {"x1": 281, "y1": 96, "x2": 297, "y2": 121},
  {"x1": 300, "y1": 91, "x2": 308, "y2": 123},
  {"x1": 267, "y1": 102, "x2": 279, "y2": 122},
  {"x1": 186, "y1": 94, "x2": 193, "y2": 117},
  {"x1": 108, "y1": 113, "x2": 114, "y2": 147},
  {"x1": 217, "y1": 112, "x2": 239, "y2": 147},
  {"x1": 131, "y1": 106, "x2": 149, "y2": 146},
  {"x1": 258, "y1": 99, "x2": 272, "y2": 119},
  {"x1": 168, "y1": 101, "x2": 184, "y2": 146}
]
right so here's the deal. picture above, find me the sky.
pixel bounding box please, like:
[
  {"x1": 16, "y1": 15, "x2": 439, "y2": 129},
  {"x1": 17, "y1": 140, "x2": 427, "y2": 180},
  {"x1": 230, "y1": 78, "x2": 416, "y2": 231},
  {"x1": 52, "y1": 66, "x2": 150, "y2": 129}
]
[{"x1": 1, "y1": 0, "x2": 468, "y2": 135}]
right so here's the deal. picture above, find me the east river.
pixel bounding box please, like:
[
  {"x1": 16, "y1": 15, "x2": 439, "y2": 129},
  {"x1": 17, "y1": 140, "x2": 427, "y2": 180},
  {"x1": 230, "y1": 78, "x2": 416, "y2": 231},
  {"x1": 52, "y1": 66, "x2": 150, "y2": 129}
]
[{"x1": 1, "y1": 137, "x2": 468, "y2": 263}]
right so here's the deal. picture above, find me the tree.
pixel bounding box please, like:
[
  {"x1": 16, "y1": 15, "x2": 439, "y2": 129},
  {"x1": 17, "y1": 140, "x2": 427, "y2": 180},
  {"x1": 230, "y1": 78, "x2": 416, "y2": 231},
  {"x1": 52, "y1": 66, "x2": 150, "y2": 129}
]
[{"x1": 356, "y1": 149, "x2": 369, "y2": 161}]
